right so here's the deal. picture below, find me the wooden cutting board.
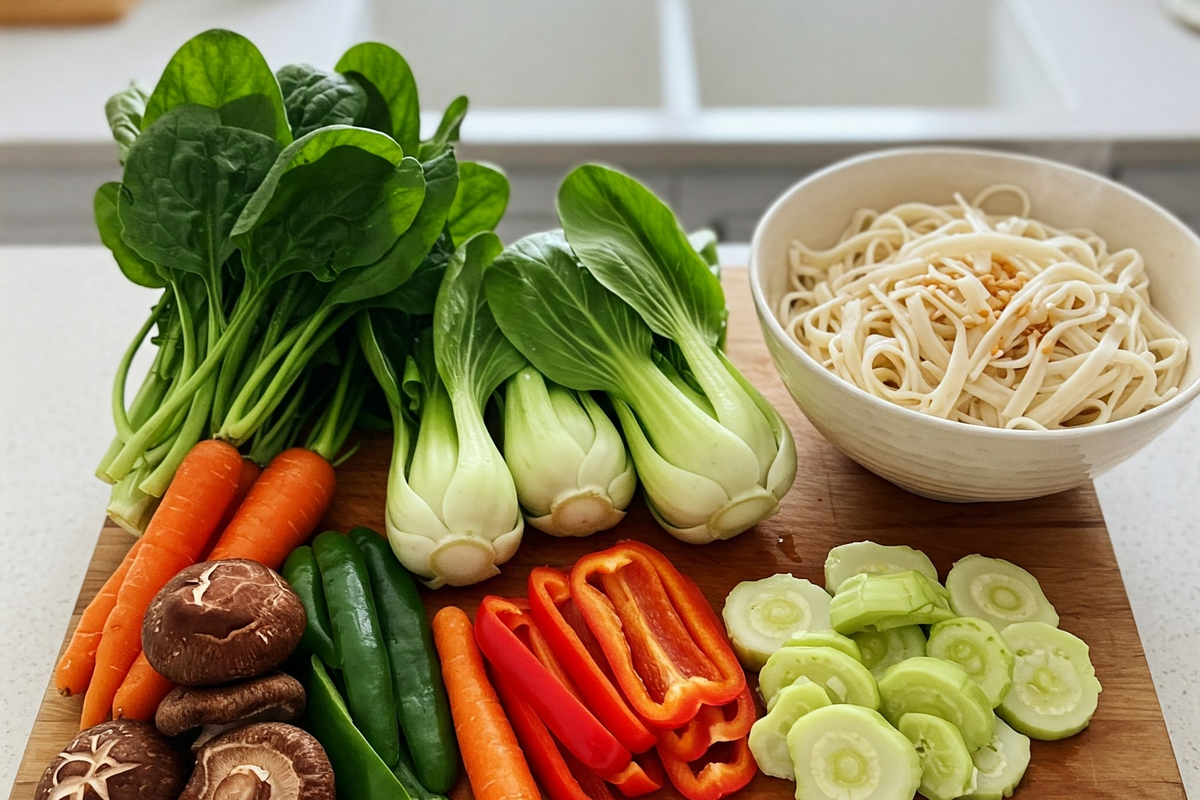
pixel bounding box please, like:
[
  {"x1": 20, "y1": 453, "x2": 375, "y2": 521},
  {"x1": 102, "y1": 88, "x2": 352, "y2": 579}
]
[{"x1": 8, "y1": 270, "x2": 1186, "y2": 800}]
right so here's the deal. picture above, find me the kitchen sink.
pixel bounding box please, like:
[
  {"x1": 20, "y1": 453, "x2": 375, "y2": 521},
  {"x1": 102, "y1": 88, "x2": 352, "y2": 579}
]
[
  {"x1": 689, "y1": 0, "x2": 1061, "y2": 109},
  {"x1": 350, "y1": 0, "x2": 663, "y2": 109}
]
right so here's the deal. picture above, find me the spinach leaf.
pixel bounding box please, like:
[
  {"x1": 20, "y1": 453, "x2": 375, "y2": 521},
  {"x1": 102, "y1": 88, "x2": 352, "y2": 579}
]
[
  {"x1": 418, "y1": 96, "x2": 468, "y2": 161},
  {"x1": 232, "y1": 126, "x2": 425, "y2": 287},
  {"x1": 118, "y1": 105, "x2": 281, "y2": 293},
  {"x1": 557, "y1": 164, "x2": 726, "y2": 348},
  {"x1": 447, "y1": 161, "x2": 509, "y2": 244},
  {"x1": 485, "y1": 230, "x2": 650, "y2": 393},
  {"x1": 95, "y1": 182, "x2": 164, "y2": 288},
  {"x1": 105, "y1": 83, "x2": 149, "y2": 165},
  {"x1": 276, "y1": 64, "x2": 367, "y2": 138},
  {"x1": 142, "y1": 29, "x2": 291, "y2": 144},
  {"x1": 327, "y1": 146, "x2": 459, "y2": 307},
  {"x1": 434, "y1": 232, "x2": 524, "y2": 408},
  {"x1": 335, "y1": 42, "x2": 420, "y2": 154},
  {"x1": 383, "y1": 230, "x2": 455, "y2": 315}
]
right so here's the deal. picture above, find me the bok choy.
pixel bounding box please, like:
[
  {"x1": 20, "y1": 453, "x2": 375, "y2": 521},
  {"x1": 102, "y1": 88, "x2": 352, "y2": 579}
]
[
  {"x1": 361, "y1": 233, "x2": 525, "y2": 587},
  {"x1": 487, "y1": 167, "x2": 796, "y2": 543}
]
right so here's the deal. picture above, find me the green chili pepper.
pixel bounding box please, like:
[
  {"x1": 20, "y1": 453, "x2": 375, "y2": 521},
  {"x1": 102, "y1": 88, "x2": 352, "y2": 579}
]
[
  {"x1": 313, "y1": 531, "x2": 400, "y2": 767},
  {"x1": 350, "y1": 527, "x2": 459, "y2": 793},
  {"x1": 282, "y1": 545, "x2": 341, "y2": 668},
  {"x1": 305, "y1": 655, "x2": 413, "y2": 800}
]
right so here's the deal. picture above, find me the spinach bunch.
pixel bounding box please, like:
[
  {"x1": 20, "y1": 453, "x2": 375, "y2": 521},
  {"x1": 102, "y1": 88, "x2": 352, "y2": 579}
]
[{"x1": 94, "y1": 29, "x2": 510, "y2": 533}]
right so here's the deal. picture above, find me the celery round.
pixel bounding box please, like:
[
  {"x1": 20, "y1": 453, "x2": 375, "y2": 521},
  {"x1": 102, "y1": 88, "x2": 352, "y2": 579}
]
[
  {"x1": 964, "y1": 716, "x2": 1031, "y2": 800},
  {"x1": 759, "y1": 646, "x2": 879, "y2": 709},
  {"x1": 998, "y1": 622, "x2": 1101, "y2": 740},
  {"x1": 825, "y1": 541, "x2": 939, "y2": 594},
  {"x1": 898, "y1": 712, "x2": 977, "y2": 800},
  {"x1": 852, "y1": 625, "x2": 927, "y2": 680},
  {"x1": 723, "y1": 575, "x2": 832, "y2": 670},
  {"x1": 946, "y1": 555, "x2": 1059, "y2": 630},
  {"x1": 787, "y1": 705, "x2": 921, "y2": 800},
  {"x1": 878, "y1": 657, "x2": 995, "y2": 751},
  {"x1": 784, "y1": 630, "x2": 863, "y2": 663},
  {"x1": 928, "y1": 617, "x2": 1015, "y2": 708},
  {"x1": 749, "y1": 678, "x2": 832, "y2": 779},
  {"x1": 831, "y1": 571, "x2": 956, "y2": 634}
]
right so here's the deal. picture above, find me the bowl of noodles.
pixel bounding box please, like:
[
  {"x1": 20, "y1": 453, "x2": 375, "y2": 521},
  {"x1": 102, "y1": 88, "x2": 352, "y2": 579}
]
[{"x1": 749, "y1": 147, "x2": 1200, "y2": 501}]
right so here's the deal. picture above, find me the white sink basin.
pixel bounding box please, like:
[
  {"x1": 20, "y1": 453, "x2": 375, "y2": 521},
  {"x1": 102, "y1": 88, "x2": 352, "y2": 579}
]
[
  {"x1": 689, "y1": 0, "x2": 1062, "y2": 109},
  {"x1": 351, "y1": 0, "x2": 662, "y2": 109}
]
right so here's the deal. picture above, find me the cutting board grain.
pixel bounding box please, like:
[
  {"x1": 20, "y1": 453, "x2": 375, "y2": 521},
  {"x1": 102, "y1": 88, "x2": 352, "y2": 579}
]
[{"x1": 9, "y1": 270, "x2": 1185, "y2": 800}]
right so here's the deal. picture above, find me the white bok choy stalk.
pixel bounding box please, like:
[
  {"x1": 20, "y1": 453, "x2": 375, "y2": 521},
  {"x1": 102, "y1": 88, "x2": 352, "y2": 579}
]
[
  {"x1": 486, "y1": 225, "x2": 795, "y2": 544},
  {"x1": 503, "y1": 366, "x2": 635, "y2": 536},
  {"x1": 359, "y1": 231, "x2": 525, "y2": 587}
]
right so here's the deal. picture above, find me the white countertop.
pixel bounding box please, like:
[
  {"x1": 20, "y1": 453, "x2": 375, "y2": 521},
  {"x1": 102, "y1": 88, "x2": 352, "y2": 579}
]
[{"x1": 2, "y1": 247, "x2": 1198, "y2": 796}]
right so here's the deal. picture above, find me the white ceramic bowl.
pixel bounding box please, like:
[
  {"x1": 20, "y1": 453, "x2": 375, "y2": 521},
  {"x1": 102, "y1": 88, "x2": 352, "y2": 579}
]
[{"x1": 749, "y1": 147, "x2": 1200, "y2": 501}]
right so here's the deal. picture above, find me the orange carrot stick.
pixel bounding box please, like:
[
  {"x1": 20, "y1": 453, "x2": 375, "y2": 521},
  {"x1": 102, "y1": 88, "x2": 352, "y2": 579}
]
[
  {"x1": 202, "y1": 457, "x2": 262, "y2": 560},
  {"x1": 432, "y1": 606, "x2": 540, "y2": 800},
  {"x1": 81, "y1": 439, "x2": 242, "y2": 728},
  {"x1": 207, "y1": 448, "x2": 335, "y2": 570},
  {"x1": 113, "y1": 650, "x2": 176, "y2": 722},
  {"x1": 54, "y1": 539, "x2": 142, "y2": 697}
]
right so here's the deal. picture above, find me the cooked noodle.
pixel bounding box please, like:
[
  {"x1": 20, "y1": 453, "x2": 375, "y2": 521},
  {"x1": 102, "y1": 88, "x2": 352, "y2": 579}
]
[{"x1": 778, "y1": 185, "x2": 1189, "y2": 430}]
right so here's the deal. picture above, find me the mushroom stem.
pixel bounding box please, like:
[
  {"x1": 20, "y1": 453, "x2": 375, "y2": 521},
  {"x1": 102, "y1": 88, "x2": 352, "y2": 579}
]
[{"x1": 214, "y1": 766, "x2": 272, "y2": 800}]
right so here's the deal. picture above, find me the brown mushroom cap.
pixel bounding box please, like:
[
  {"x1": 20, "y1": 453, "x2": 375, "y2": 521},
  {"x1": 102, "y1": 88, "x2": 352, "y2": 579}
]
[
  {"x1": 156, "y1": 672, "x2": 307, "y2": 738},
  {"x1": 142, "y1": 559, "x2": 306, "y2": 685},
  {"x1": 36, "y1": 719, "x2": 185, "y2": 800},
  {"x1": 179, "y1": 722, "x2": 334, "y2": 800}
]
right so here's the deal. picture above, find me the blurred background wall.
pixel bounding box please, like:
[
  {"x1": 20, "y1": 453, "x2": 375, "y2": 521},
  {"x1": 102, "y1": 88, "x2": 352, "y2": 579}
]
[{"x1": 4, "y1": 0, "x2": 1200, "y2": 246}]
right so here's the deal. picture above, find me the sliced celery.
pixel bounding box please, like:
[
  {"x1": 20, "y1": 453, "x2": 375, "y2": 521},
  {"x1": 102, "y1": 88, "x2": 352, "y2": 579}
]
[
  {"x1": 878, "y1": 657, "x2": 996, "y2": 751},
  {"x1": 825, "y1": 540, "x2": 939, "y2": 593},
  {"x1": 898, "y1": 712, "x2": 977, "y2": 800},
  {"x1": 946, "y1": 555, "x2": 1059, "y2": 630},
  {"x1": 787, "y1": 704, "x2": 921, "y2": 800},
  {"x1": 852, "y1": 625, "x2": 927, "y2": 680},
  {"x1": 998, "y1": 622, "x2": 1101, "y2": 740},
  {"x1": 723, "y1": 574, "x2": 832, "y2": 670},
  {"x1": 964, "y1": 716, "x2": 1031, "y2": 800},
  {"x1": 783, "y1": 629, "x2": 863, "y2": 663},
  {"x1": 749, "y1": 678, "x2": 832, "y2": 779},
  {"x1": 928, "y1": 617, "x2": 1015, "y2": 708},
  {"x1": 830, "y1": 571, "x2": 956, "y2": 634},
  {"x1": 759, "y1": 646, "x2": 880, "y2": 709}
]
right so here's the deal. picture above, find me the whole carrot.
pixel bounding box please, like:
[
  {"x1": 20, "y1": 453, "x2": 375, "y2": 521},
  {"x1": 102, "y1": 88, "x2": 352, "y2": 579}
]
[
  {"x1": 206, "y1": 448, "x2": 335, "y2": 570},
  {"x1": 82, "y1": 439, "x2": 242, "y2": 728},
  {"x1": 55, "y1": 539, "x2": 142, "y2": 697},
  {"x1": 113, "y1": 650, "x2": 176, "y2": 721},
  {"x1": 432, "y1": 606, "x2": 540, "y2": 800}
]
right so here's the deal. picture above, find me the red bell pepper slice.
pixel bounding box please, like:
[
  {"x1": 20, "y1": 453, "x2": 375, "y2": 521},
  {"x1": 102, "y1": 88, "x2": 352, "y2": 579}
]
[
  {"x1": 529, "y1": 566, "x2": 657, "y2": 753},
  {"x1": 657, "y1": 738, "x2": 757, "y2": 800},
  {"x1": 606, "y1": 751, "x2": 665, "y2": 798},
  {"x1": 570, "y1": 541, "x2": 746, "y2": 729},
  {"x1": 493, "y1": 672, "x2": 617, "y2": 800},
  {"x1": 656, "y1": 684, "x2": 756, "y2": 762},
  {"x1": 475, "y1": 596, "x2": 631, "y2": 777}
]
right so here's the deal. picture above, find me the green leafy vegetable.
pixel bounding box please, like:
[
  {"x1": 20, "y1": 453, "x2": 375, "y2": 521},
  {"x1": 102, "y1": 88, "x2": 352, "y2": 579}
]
[
  {"x1": 141, "y1": 28, "x2": 291, "y2": 143},
  {"x1": 447, "y1": 161, "x2": 510, "y2": 244},
  {"x1": 276, "y1": 64, "x2": 367, "y2": 138},
  {"x1": 335, "y1": 42, "x2": 420, "y2": 154},
  {"x1": 104, "y1": 83, "x2": 149, "y2": 164},
  {"x1": 94, "y1": 182, "x2": 162, "y2": 289}
]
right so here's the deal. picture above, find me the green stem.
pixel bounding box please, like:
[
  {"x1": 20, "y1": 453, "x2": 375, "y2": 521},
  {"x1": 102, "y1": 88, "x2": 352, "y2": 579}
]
[
  {"x1": 247, "y1": 373, "x2": 311, "y2": 466},
  {"x1": 106, "y1": 464, "x2": 162, "y2": 535},
  {"x1": 104, "y1": 289, "x2": 266, "y2": 482},
  {"x1": 220, "y1": 306, "x2": 355, "y2": 445},
  {"x1": 306, "y1": 342, "x2": 364, "y2": 461},
  {"x1": 111, "y1": 295, "x2": 171, "y2": 440},
  {"x1": 137, "y1": 376, "x2": 217, "y2": 497},
  {"x1": 96, "y1": 342, "x2": 172, "y2": 482}
]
